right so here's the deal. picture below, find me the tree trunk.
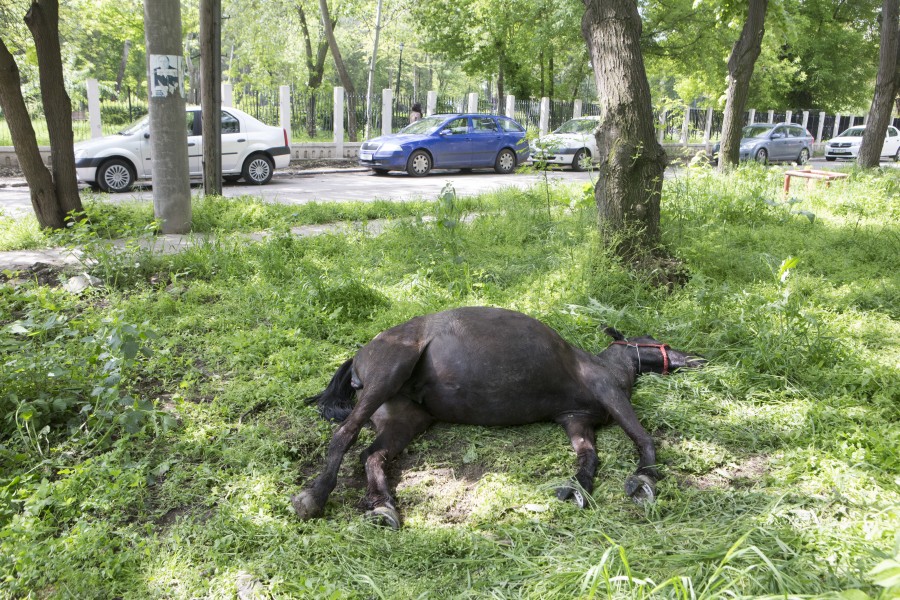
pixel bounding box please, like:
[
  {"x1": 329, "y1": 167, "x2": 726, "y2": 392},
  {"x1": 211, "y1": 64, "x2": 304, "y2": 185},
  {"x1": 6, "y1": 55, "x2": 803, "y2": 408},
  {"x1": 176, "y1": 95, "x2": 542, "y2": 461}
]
[
  {"x1": 25, "y1": 0, "x2": 83, "y2": 219},
  {"x1": 116, "y1": 40, "x2": 132, "y2": 96},
  {"x1": 858, "y1": 0, "x2": 899, "y2": 167},
  {"x1": 0, "y1": 38, "x2": 66, "y2": 228},
  {"x1": 200, "y1": 0, "x2": 222, "y2": 195},
  {"x1": 718, "y1": 0, "x2": 768, "y2": 171},
  {"x1": 297, "y1": 1, "x2": 331, "y2": 138},
  {"x1": 582, "y1": 0, "x2": 667, "y2": 257},
  {"x1": 318, "y1": 0, "x2": 357, "y2": 141},
  {"x1": 144, "y1": 0, "x2": 191, "y2": 233}
]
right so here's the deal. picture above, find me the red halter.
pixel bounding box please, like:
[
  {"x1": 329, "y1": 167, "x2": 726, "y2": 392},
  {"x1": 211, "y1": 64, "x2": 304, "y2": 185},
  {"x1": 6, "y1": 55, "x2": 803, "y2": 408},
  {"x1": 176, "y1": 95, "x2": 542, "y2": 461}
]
[{"x1": 611, "y1": 340, "x2": 671, "y2": 374}]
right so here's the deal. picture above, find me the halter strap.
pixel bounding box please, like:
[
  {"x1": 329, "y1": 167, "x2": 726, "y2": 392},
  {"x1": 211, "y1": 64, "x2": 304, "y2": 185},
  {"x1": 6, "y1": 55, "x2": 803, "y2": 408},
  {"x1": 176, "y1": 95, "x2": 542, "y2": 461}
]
[{"x1": 611, "y1": 340, "x2": 671, "y2": 375}]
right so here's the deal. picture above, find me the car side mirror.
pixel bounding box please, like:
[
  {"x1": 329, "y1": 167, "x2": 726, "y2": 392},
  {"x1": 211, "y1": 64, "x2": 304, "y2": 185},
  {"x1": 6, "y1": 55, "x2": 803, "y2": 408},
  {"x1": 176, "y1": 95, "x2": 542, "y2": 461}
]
[{"x1": 440, "y1": 129, "x2": 452, "y2": 136}]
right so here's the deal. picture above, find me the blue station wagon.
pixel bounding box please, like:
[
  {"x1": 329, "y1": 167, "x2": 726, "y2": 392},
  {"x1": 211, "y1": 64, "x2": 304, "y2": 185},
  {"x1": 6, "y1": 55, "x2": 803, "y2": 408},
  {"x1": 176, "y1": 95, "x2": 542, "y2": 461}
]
[{"x1": 358, "y1": 114, "x2": 530, "y2": 176}]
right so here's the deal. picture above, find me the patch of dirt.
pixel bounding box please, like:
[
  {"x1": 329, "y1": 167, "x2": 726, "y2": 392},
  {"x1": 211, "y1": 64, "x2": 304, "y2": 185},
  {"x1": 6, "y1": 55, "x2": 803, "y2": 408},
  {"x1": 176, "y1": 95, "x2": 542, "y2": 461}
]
[
  {"x1": 683, "y1": 454, "x2": 769, "y2": 490},
  {"x1": 0, "y1": 261, "x2": 67, "y2": 287}
]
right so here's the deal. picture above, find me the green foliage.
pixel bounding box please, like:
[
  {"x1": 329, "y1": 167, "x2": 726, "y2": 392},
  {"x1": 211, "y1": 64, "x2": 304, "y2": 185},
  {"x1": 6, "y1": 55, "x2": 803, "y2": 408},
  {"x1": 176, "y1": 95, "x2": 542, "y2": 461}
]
[{"x1": 0, "y1": 168, "x2": 898, "y2": 597}]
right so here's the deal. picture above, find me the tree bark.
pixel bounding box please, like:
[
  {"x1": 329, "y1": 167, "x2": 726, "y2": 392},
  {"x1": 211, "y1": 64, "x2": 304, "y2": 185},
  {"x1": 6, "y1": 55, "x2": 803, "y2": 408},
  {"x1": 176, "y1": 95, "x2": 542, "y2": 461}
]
[
  {"x1": 318, "y1": 0, "x2": 357, "y2": 141},
  {"x1": 200, "y1": 0, "x2": 222, "y2": 195},
  {"x1": 582, "y1": 0, "x2": 667, "y2": 257},
  {"x1": 25, "y1": 0, "x2": 83, "y2": 219},
  {"x1": 0, "y1": 38, "x2": 66, "y2": 228},
  {"x1": 718, "y1": 0, "x2": 768, "y2": 171},
  {"x1": 144, "y1": 0, "x2": 191, "y2": 233},
  {"x1": 858, "y1": 0, "x2": 899, "y2": 167}
]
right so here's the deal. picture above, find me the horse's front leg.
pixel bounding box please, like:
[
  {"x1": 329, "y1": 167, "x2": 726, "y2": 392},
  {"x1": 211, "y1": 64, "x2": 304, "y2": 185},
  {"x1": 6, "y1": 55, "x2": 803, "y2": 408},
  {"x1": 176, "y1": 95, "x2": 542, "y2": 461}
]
[
  {"x1": 602, "y1": 394, "x2": 659, "y2": 503},
  {"x1": 556, "y1": 416, "x2": 598, "y2": 508}
]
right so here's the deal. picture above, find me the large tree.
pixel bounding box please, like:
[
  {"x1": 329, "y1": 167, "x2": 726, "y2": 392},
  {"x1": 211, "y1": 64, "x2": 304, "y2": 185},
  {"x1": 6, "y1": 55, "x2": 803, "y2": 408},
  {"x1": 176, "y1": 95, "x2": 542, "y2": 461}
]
[
  {"x1": 858, "y1": 0, "x2": 899, "y2": 167},
  {"x1": 0, "y1": 0, "x2": 83, "y2": 230},
  {"x1": 582, "y1": 0, "x2": 667, "y2": 257},
  {"x1": 296, "y1": 0, "x2": 332, "y2": 138},
  {"x1": 718, "y1": 0, "x2": 768, "y2": 170}
]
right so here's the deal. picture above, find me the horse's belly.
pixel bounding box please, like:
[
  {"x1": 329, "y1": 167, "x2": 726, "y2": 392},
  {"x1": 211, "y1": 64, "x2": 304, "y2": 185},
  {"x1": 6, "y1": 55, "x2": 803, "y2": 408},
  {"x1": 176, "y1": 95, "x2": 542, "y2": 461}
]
[{"x1": 419, "y1": 384, "x2": 578, "y2": 426}]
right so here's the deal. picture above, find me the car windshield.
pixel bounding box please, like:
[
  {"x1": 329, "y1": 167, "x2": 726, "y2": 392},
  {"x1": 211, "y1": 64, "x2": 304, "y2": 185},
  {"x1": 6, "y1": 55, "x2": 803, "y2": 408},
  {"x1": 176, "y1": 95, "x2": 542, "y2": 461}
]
[
  {"x1": 399, "y1": 116, "x2": 445, "y2": 135},
  {"x1": 741, "y1": 125, "x2": 774, "y2": 139},
  {"x1": 554, "y1": 119, "x2": 599, "y2": 134},
  {"x1": 838, "y1": 127, "x2": 865, "y2": 137},
  {"x1": 119, "y1": 115, "x2": 149, "y2": 135}
]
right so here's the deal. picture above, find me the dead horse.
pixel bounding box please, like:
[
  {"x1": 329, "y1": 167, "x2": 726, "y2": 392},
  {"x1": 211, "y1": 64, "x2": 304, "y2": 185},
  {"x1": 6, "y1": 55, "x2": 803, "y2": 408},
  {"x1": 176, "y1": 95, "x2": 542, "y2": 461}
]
[{"x1": 292, "y1": 306, "x2": 705, "y2": 529}]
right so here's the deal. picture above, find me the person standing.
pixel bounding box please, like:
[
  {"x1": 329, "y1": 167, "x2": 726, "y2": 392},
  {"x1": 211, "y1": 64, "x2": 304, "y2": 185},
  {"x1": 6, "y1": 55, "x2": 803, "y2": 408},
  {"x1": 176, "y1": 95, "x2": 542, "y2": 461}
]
[{"x1": 409, "y1": 102, "x2": 422, "y2": 123}]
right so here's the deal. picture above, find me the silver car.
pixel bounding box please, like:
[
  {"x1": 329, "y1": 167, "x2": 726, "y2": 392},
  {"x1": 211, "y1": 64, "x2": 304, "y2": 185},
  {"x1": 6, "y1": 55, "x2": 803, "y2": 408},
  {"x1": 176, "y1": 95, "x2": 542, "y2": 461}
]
[
  {"x1": 74, "y1": 106, "x2": 291, "y2": 192},
  {"x1": 713, "y1": 123, "x2": 814, "y2": 165}
]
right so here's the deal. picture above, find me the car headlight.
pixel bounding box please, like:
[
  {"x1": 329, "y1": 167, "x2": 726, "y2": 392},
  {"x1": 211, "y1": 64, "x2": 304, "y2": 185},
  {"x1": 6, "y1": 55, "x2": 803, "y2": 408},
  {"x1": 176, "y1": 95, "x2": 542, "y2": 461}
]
[{"x1": 379, "y1": 143, "x2": 403, "y2": 153}]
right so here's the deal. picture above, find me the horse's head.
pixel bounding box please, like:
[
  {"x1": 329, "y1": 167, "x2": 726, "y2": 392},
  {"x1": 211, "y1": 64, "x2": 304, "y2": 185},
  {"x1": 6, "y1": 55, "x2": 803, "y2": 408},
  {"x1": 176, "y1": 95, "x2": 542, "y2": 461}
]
[{"x1": 603, "y1": 327, "x2": 706, "y2": 374}]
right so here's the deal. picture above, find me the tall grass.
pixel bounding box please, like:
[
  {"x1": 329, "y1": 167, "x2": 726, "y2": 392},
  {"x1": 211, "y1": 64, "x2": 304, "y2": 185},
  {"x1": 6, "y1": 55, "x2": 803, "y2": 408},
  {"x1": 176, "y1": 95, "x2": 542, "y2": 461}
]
[{"x1": 0, "y1": 165, "x2": 897, "y2": 598}]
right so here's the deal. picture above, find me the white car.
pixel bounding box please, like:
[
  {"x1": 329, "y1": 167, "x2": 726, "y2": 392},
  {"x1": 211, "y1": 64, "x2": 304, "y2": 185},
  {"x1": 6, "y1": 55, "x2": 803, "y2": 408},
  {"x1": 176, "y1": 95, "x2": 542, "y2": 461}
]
[
  {"x1": 528, "y1": 116, "x2": 602, "y2": 171},
  {"x1": 824, "y1": 125, "x2": 900, "y2": 162},
  {"x1": 74, "y1": 106, "x2": 291, "y2": 192}
]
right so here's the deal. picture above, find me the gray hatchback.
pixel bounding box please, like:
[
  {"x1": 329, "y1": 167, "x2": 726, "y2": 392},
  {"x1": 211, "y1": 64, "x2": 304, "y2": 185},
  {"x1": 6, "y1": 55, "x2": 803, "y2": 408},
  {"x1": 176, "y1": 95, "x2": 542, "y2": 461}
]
[{"x1": 713, "y1": 123, "x2": 814, "y2": 165}]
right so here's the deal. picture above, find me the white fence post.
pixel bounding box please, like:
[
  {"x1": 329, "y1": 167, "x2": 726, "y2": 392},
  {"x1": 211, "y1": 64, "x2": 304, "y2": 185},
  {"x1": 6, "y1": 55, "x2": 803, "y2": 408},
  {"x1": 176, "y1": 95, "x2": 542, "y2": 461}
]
[
  {"x1": 833, "y1": 114, "x2": 842, "y2": 138},
  {"x1": 703, "y1": 107, "x2": 713, "y2": 146},
  {"x1": 767, "y1": 110, "x2": 774, "y2": 123},
  {"x1": 539, "y1": 97, "x2": 550, "y2": 136},
  {"x1": 86, "y1": 78, "x2": 102, "y2": 139},
  {"x1": 426, "y1": 90, "x2": 436, "y2": 116},
  {"x1": 681, "y1": 107, "x2": 692, "y2": 144},
  {"x1": 816, "y1": 112, "x2": 826, "y2": 142},
  {"x1": 785, "y1": 110, "x2": 793, "y2": 123},
  {"x1": 222, "y1": 83, "x2": 233, "y2": 107},
  {"x1": 658, "y1": 109, "x2": 666, "y2": 143},
  {"x1": 333, "y1": 86, "x2": 344, "y2": 158},
  {"x1": 748, "y1": 109, "x2": 756, "y2": 125},
  {"x1": 279, "y1": 85, "x2": 291, "y2": 144},
  {"x1": 467, "y1": 92, "x2": 478, "y2": 113},
  {"x1": 801, "y1": 111, "x2": 809, "y2": 131},
  {"x1": 573, "y1": 99, "x2": 582, "y2": 119},
  {"x1": 382, "y1": 88, "x2": 393, "y2": 135},
  {"x1": 849, "y1": 116, "x2": 856, "y2": 128},
  {"x1": 506, "y1": 94, "x2": 515, "y2": 118}
]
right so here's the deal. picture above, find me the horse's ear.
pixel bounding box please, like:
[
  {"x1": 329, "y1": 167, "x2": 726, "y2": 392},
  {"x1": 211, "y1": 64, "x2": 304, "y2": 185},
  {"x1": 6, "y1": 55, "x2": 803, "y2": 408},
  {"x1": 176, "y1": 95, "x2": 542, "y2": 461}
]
[{"x1": 603, "y1": 326, "x2": 625, "y2": 341}]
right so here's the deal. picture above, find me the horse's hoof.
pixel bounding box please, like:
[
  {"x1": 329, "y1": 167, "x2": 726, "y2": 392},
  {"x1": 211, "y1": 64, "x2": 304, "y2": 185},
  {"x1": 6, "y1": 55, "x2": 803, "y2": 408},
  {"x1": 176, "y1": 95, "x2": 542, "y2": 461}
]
[
  {"x1": 555, "y1": 484, "x2": 588, "y2": 509},
  {"x1": 625, "y1": 474, "x2": 656, "y2": 504},
  {"x1": 291, "y1": 491, "x2": 323, "y2": 520},
  {"x1": 365, "y1": 506, "x2": 401, "y2": 530}
]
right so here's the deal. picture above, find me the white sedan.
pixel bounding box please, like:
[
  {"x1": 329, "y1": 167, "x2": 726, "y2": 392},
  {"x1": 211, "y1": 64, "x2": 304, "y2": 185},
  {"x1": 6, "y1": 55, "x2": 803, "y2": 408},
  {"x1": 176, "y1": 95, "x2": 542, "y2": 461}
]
[
  {"x1": 824, "y1": 125, "x2": 900, "y2": 162},
  {"x1": 528, "y1": 116, "x2": 602, "y2": 171},
  {"x1": 74, "y1": 106, "x2": 291, "y2": 192}
]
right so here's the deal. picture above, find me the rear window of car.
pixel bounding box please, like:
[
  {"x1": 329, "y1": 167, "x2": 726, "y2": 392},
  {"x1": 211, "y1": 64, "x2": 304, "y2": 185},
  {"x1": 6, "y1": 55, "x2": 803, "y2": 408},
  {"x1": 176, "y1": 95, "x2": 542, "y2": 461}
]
[
  {"x1": 473, "y1": 117, "x2": 498, "y2": 132},
  {"x1": 889, "y1": 127, "x2": 900, "y2": 137},
  {"x1": 222, "y1": 111, "x2": 240, "y2": 134},
  {"x1": 497, "y1": 118, "x2": 525, "y2": 133}
]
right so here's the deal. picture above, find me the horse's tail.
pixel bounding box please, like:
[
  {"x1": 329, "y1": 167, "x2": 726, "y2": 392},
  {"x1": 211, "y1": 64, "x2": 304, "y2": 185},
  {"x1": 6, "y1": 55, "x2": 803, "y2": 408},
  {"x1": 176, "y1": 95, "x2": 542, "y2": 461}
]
[{"x1": 304, "y1": 359, "x2": 357, "y2": 422}]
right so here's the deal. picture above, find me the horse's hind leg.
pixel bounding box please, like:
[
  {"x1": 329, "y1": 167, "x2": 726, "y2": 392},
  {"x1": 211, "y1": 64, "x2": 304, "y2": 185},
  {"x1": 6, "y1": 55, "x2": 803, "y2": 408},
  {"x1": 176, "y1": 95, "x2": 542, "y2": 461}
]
[
  {"x1": 556, "y1": 416, "x2": 598, "y2": 508},
  {"x1": 292, "y1": 347, "x2": 422, "y2": 520},
  {"x1": 359, "y1": 400, "x2": 433, "y2": 529}
]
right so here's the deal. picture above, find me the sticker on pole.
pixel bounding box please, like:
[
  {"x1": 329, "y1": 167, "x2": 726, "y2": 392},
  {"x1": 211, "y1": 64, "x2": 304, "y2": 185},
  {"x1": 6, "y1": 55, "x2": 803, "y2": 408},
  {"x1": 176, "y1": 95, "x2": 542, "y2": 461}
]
[{"x1": 150, "y1": 54, "x2": 184, "y2": 98}]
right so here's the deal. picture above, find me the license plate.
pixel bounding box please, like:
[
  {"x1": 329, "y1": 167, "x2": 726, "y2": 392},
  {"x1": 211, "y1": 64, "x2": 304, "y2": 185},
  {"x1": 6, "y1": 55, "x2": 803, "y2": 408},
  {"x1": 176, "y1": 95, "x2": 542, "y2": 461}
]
[{"x1": 359, "y1": 151, "x2": 373, "y2": 161}]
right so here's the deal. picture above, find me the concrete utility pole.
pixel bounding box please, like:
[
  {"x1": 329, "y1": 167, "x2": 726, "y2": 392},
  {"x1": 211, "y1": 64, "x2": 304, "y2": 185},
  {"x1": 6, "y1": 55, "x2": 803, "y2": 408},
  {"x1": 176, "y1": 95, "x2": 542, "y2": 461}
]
[{"x1": 144, "y1": 0, "x2": 191, "y2": 233}]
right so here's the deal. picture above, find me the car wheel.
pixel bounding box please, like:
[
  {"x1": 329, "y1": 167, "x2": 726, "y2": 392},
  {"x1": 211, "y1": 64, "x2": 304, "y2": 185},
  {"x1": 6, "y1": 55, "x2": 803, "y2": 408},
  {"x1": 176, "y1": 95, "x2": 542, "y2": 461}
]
[
  {"x1": 224, "y1": 175, "x2": 242, "y2": 183},
  {"x1": 895, "y1": 147, "x2": 900, "y2": 162},
  {"x1": 825, "y1": 156, "x2": 836, "y2": 162},
  {"x1": 406, "y1": 150, "x2": 432, "y2": 177},
  {"x1": 242, "y1": 154, "x2": 274, "y2": 185},
  {"x1": 797, "y1": 147, "x2": 810, "y2": 165},
  {"x1": 754, "y1": 148, "x2": 768, "y2": 164},
  {"x1": 572, "y1": 148, "x2": 590, "y2": 172},
  {"x1": 495, "y1": 148, "x2": 517, "y2": 174},
  {"x1": 372, "y1": 169, "x2": 390, "y2": 176},
  {"x1": 97, "y1": 158, "x2": 135, "y2": 193}
]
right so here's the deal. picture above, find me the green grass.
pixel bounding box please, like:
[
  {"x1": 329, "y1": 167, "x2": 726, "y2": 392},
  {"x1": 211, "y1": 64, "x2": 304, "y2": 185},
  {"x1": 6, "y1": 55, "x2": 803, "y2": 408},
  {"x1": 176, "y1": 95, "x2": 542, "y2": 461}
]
[{"x1": 0, "y1": 165, "x2": 898, "y2": 598}]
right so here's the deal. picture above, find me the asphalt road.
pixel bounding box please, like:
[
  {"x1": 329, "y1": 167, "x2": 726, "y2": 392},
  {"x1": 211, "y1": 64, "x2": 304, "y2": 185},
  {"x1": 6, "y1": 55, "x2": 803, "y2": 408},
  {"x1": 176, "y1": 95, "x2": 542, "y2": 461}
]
[{"x1": 0, "y1": 167, "x2": 596, "y2": 219}]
